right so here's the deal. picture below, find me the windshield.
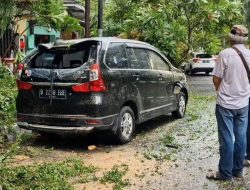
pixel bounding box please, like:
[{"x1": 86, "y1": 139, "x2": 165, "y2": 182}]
[{"x1": 29, "y1": 44, "x2": 98, "y2": 69}]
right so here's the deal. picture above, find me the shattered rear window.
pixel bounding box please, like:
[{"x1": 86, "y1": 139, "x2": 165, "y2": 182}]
[{"x1": 29, "y1": 44, "x2": 98, "y2": 69}]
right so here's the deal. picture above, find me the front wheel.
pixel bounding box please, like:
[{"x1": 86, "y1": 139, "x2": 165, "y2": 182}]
[
  {"x1": 190, "y1": 66, "x2": 195, "y2": 75},
  {"x1": 172, "y1": 92, "x2": 187, "y2": 118},
  {"x1": 115, "y1": 106, "x2": 135, "y2": 144}
]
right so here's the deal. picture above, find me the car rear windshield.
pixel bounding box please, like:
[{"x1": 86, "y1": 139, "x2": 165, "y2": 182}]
[
  {"x1": 196, "y1": 54, "x2": 212, "y2": 58},
  {"x1": 29, "y1": 44, "x2": 98, "y2": 69}
]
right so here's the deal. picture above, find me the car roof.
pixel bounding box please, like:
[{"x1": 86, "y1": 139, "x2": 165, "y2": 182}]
[
  {"x1": 64, "y1": 37, "x2": 151, "y2": 45},
  {"x1": 38, "y1": 37, "x2": 155, "y2": 50},
  {"x1": 36, "y1": 37, "x2": 172, "y2": 66}
]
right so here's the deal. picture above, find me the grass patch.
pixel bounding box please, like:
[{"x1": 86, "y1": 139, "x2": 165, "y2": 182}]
[
  {"x1": 0, "y1": 140, "x2": 20, "y2": 164},
  {"x1": 143, "y1": 147, "x2": 176, "y2": 161},
  {"x1": 78, "y1": 175, "x2": 99, "y2": 183},
  {"x1": 101, "y1": 164, "x2": 130, "y2": 190},
  {"x1": 160, "y1": 134, "x2": 175, "y2": 146},
  {"x1": 0, "y1": 133, "x2": 38, "y2": 164},
  {"x1": 186, "y1": 95, "x2": 216, "y2": 122},
  {"x1": 142, "y1": 95, "x2": 217, "y2": 162},
  {"x1": 0, "y1": 159, "x2": 97, "y2": 190}
]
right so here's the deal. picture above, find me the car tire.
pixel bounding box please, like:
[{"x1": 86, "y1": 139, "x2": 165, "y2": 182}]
[
  {"x1": 172, "y1": 91, "x2": 187, "y2": 118},
  {"x1": 189, "y1": 66, "x2": 194, "y2": 75},
  {"x1": 205, "y1": 71, "x2": 210, "y2": 75},
  {"x1": 185, "y1": 69, "x2": 189, "y2": 74},
  {"x1": 115, "y1": 106, "x2": 135, "y2": 144}
]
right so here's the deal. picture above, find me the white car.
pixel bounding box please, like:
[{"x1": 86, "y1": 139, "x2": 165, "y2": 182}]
[{"x1": 184, "y1": 52, "x2": 215, "y2": 75}]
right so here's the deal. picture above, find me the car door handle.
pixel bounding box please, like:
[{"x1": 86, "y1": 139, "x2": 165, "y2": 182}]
[
  {"x1": 133, "y1": 74, "x2": 140, "y2": 81},
  {"x1": 158, "y1": 73, "x2": 163, "y2": 81}
]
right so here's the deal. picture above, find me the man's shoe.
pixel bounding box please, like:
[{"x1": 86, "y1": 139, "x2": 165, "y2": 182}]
[
  {"x1": 233, "y1": 173, "x2": 243, "y2": 178},
  {"x1": 243, "y1": 159, "x2": 250, "y2": 167},
  {"x1": 206, "y1": 171, "x2": 232, "y2": 181}
]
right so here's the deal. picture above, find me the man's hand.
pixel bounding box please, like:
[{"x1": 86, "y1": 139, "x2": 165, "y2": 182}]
[{"x1": 212, "y1": 76, "x2": 222, "y2": 91}]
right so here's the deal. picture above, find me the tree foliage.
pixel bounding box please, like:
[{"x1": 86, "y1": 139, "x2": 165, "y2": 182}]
[
  {"x1": 1, "y1": 0, "x2": 84, "y2": 36},
  {"x1": 31, "y1": 0, "x2": 66, "y2": 30},
  {"x1": 0, "y1": 0, "x2": 82, "y2": 58},
  {"x1": 0, "y1": 0, "x2": 16, "y2": 37},
  {"x1": 104, "y1": 0, "x2": 244, "y2": 66},
  {"x1": 244, "y1": 0, "x2": 250, "y2": 31},
  {"x1": 0, "y1": 66, "x2": 16, "y2": 127},
  {"x1": 0, "y1": 0, "x2": 64, "y2": 37}
]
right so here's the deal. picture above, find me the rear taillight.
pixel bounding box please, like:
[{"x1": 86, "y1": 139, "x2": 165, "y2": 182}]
[
  {"x1": 89, "y1": 64, "x2": 106, "y2": 92},
  {"x1": 17, "y1": 63, "x2": 24, "y2": 79},
  {"x1": 72, "y1": 63, "x2": 106, "y2": 93},
  {"x1": 18, "y1": 63, "x2": 24, "y2": 70},
  {"x1": 16, "y1": 80, "x2": 32, "y2": 90},
  {"x1": 193, "y1": 58, "x2": 200, "y2": 63},
  {"x1": 72, "y1": 82, "x2": 90, "y2": 92}
]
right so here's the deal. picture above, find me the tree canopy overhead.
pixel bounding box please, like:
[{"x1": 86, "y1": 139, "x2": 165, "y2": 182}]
[
  {"x1": 0, "y1": 0, "x2": 83, "y2": 58},
  {"x1": 0, "y1": 0, "x2": 82, "y2": 38},
  {"x1": 104, "y1": 0, "x2": 245, "y2": 66}
]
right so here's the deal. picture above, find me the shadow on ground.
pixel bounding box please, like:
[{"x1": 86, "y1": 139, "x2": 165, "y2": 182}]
[{"x1": 21, "y1": 115, "x2": 175, "y2": 152}]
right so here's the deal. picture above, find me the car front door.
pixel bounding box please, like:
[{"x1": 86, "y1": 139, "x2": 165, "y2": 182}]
[
  {"x1": 125, "y1": 46, "x2": 159, "y2": 119},
  {"x1": 126, "y1": 47, "x2": 155, "y2": 110},
  {"x1": 148, "y1": 50, "x2": 174, "y2": 110}
]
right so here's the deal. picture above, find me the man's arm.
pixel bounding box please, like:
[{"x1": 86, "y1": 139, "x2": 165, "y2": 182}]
[{"x1": 212, "y1": 75, "x2": 222, "y2": 91}]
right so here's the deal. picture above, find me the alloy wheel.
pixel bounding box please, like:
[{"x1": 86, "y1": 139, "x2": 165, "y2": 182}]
[
  {"x1": 178, "y1": 95, "x2": 186, "y2": 116},
  {"x1": 120, "y1": 112, "x2": 133, "y2": 140}
]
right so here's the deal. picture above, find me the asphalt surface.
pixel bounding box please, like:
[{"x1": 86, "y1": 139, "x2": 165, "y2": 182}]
[{"x1": 186, "y1": 73, "x2": 216, "y2": 95}]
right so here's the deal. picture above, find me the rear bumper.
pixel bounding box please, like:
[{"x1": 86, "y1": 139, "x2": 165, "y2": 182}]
[
  {"x1": 191, "y1": 67, "x2": 214, "y2": 73},
  {"x1": 17, "y1": 122, "x2": 95, "y2": 134},
  {"x1": 17, "y1": 113, "x2": 118, "y2": 134}
]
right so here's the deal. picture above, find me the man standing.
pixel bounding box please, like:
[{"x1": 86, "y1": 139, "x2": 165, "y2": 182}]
[{"x1": 207, "y1": 25, "x2": 250, "y2": 180}]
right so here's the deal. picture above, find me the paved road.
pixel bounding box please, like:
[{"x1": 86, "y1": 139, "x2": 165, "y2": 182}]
[{"x1": 186, "y1": 73, "x2": 216, "y2": 96}]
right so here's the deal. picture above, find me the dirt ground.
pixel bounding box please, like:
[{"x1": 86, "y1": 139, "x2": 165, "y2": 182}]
[{"x1": 9, "y1": 74, "x2": 250, "y2": 190}]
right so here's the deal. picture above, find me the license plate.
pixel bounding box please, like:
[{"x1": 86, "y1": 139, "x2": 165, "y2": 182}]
[
  {"x1": 202, "y1": 60, "x2": 210, "y2": 63},
  {"x1": 39, "y1": 89, "x2": 67, "y2": 100}
]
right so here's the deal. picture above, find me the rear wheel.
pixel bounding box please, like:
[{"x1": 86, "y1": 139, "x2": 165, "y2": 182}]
[
  {"x1": 172, "y1": 91, "x2": 187, "y2": 118},
  {"x1": 115, "y1": 106, "x2": 135, "y2": 144}
]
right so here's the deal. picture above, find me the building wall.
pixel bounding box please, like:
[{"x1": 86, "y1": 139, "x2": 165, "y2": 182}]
[
  {"x1": 15, "y1": 19, "x2": 60, "y2": 54},
  {"x1": 1, "y1": 13, "x2": 62, "y2": 58},
  {"x1": 26, "y1": 24, "x2": 60, "y2": 51},
  {"x1": 16, "y1": 18, "x2": 28, "y2": 36}
]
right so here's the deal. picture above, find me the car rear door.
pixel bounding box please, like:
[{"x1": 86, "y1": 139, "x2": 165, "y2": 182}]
[
  {"x1": 16, "y1": 40, "x2": 99, "y2": 116},
  {"x1": 103, "y1": 42, "x2": 156, "y2": 117}
]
